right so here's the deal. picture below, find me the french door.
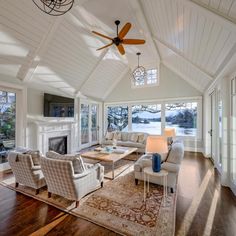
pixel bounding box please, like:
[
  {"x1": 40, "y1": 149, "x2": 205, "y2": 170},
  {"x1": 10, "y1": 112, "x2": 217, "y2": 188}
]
[
  {"x1": 80, "y1": 102, "x2": 99, "y2": 148},
  {"x1": 0, "y1": 89, "x2": 16, "y2": 164},
  {"x1": 231, "y1": 77, "x2": 236, "y2": 184},
  {"x1": 209, "y1": 91, "x2": 216, "y2": 163}
]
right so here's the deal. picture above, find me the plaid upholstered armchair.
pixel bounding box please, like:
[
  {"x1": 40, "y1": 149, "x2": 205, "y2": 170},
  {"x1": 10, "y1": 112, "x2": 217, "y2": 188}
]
[
  {"x1": 8, "y1": 151, "x2": 46, "y2": 194},
  {"x1": 41, "y1": 152, "x2": 104, "y2": 207}
]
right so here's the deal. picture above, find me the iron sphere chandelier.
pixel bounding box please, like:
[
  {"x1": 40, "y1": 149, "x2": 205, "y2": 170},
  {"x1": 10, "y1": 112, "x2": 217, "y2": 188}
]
[
  {"x1": 132, "y1": 52, "x2": 146, "y2": 83},
  {"x1": 32, "y1": 0, "x2": 74, "y2": 16}
]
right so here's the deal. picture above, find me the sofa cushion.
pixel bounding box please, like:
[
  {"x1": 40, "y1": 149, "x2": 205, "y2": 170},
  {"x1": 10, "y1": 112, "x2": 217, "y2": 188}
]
[
  {"x1": 118, "y1": 141, "x2": 144, "y2": 148},
  {"x1": 138, "y1": 134, "x2": 145, "y2": 143},
  {"x1": 121, "y1": 132, "x2": 129, "y2": 141},
  {"x1": 46, "y1": 151, "x2": 85, "y2": 174},
  {"x1": 166, "y1": 142, "x2": 184, "y2": 164},
  {"x1": 114, "y1": 132, "x2": 121, "y2": 140},
  {"x1": 105, "y1": 132, "x2": 114, "y2": 140},
  {"x1": 103, "y1": 140, "x2": 113, "y2": 146},
  {"x1": 129, "y1": 133, "x2": 139, "y2": 142}
]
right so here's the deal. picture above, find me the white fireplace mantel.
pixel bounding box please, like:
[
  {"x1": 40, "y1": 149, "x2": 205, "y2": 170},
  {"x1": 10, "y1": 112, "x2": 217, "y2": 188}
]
[{"x1": 28, "y1": 119, "x2": 77, "y2": 155}]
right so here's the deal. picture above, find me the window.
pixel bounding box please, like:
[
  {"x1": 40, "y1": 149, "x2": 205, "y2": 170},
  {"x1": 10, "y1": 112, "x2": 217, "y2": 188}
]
[
  {"x1": 132, "y1": 104, "x2": 161, "y2": 134},
  {"x1": 133, "y1": 69, "x2": 158, "y2": 87},
  {"x1": 106, "y1": 106, "x2": 128, "y2": 132},
  {"x1": 0, "y1": 90, "x2": 16, "y2": 164},
  {"x1": 105, "y1": 98, "x2": 201, "y2": 138},
  {"x1": 231, "y1": 77, "x2": 236, "y2": 183},
  {"x1": 165, "y1": 102, "x2": 197, "y2": 136}
]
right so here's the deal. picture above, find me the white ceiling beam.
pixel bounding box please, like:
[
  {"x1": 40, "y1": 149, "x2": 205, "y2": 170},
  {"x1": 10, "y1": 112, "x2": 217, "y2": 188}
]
[
  {"x1": 190, "y1": 0, "x2": 236, "y2": 24},
  {"x1": 102, "y1": 67, "x2": 131, "y2": 101},
  {"x1": 214, "y1": 43, "x2": 236, "y2": 78},
  {"x1": 127, "y1": 0, "x2": 161, "y2": 62},
  {"x1": 17, "y1": 17, "x2": 63, "y2": 82},
  {"x1": 153, "y1": 37, "x2": 214, "y2": 81},
  {"x1": 75, "y1": 48, "x2": 109, "y2": 96},
  {"x1": 162, "y1": 61, "x2": 205, "y2": 93},
  {"x1": 179, "y1": 0, "x2": 236, "y2": 33}
]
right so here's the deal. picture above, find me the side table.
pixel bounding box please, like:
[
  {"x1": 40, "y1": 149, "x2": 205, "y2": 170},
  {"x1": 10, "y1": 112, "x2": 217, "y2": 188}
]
[{"x1": 143, "y1": 167, "x2": 168, "y2": 206}]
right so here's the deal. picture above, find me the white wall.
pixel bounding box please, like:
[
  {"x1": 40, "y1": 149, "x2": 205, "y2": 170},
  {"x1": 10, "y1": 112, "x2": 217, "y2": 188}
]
[{"x1": 105, "y1": 64, "x2": 202, "y2": 102}]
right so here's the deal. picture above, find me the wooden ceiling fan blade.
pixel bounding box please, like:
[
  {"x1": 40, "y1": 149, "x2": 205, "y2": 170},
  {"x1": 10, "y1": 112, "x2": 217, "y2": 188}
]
[
  {"x1": 92, "y1": 31, "x2": 113, "y2": 41},
  {"x1": 117, "y1": 44, "x2": 125, "y2": 55},
  {"x1": 122, "y1": 39, "x2": 146, "y2": 44},
  {"x1": 118, "y1": 23, "x2": 131, "y2": 39},
  {"x1": 96, "y1": 42, "x2": 113, "y2": 51}
]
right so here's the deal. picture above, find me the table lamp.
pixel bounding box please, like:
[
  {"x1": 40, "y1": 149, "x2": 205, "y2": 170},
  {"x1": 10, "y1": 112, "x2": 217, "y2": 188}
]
[
  {"x1": 164, "y1": 128, "x2": 176, "y2": 145},
  {"x1": 146, "y1": 136, "x2": 168, "y2": 172}
]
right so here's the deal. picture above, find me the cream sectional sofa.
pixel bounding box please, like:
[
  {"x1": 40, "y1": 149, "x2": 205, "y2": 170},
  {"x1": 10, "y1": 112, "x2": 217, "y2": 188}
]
[{"x1": 101, "y1": 131, "x2": 149, "y2": 153}]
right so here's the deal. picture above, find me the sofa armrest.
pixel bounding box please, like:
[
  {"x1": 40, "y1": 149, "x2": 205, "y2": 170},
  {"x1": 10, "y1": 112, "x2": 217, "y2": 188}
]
[
  {"x1": 73, "y1": 170, "x2": 91, "y2": 179},
  {"x1": 161, "y1": 162, "x2": 180, "y2": 173},
  {"x1": 31, "y1": 165, "x2": 41, "y2": 171},
  {"x1": 134, "y1": 154, "x2": 152, "y2": 172}
]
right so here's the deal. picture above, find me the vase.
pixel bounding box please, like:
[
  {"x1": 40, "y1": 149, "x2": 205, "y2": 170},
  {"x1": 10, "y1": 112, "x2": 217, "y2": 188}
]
[{"x1": 152, "y1": 153, "x2": 161, "y2": 172}]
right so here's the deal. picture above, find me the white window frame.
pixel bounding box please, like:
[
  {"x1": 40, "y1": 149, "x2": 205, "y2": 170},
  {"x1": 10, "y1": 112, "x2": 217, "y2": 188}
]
[
  {"x1": 131, "y1": 68, "x2": 159, "y2": 89},
  {"x1": 104, "y1": 96, "x2": 202, "y2": 141}
]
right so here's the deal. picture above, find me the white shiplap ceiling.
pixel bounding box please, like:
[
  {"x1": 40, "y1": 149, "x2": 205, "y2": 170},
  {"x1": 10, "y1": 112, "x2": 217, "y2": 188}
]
[{"x1": 0, "y1": 0, "x2": 236, "y2": 99}]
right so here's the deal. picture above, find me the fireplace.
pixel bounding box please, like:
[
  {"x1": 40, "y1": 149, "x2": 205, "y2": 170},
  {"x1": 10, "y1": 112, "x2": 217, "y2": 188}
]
[{"x1": 49, "y1": 136, "x2": 67, "y2": 154}]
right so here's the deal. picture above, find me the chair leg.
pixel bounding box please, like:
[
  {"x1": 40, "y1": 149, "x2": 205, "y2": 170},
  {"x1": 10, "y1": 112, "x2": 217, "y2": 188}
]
[
  {"x1": 135, "y1": 179, "x2": 138, "y2": 185},
  {"x1": 75, "y1": 201, "x2": 79, "y2": 208},
  {"x1": 48, "y1": 192, "x2": 51, "y2": 198},
  {"x1": 101, "y1": 182, "x2": 103, "y2": 188},
  {"x1": 15, "y1": 182, "x2": 19, "y2": 188},
  {"x1": 35, "y1": 189, "x2": 39, "y2": 195}
]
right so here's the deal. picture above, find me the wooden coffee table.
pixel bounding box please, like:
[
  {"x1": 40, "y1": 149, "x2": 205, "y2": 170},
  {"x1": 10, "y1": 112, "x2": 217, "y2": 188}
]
[{"x1": 81, "y1": 147, "x2": 137, "y2": 179}]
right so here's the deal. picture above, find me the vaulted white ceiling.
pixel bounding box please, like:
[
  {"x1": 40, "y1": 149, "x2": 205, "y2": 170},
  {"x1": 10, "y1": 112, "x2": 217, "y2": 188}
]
[{"x1": 0, "y1": 0, "x2": 236, "y2": 99}]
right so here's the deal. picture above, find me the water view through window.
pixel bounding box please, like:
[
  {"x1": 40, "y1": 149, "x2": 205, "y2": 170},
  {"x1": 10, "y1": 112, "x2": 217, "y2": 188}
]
[
  {"x1": 0, "y1": 90, "x2": 16, "y2": 164},
  {"x1": 165, "y1": 102, "x2": 197, "y2": 136},
  {"x1": 132, "y1": 104, "x2": 161, "y2": 134}
]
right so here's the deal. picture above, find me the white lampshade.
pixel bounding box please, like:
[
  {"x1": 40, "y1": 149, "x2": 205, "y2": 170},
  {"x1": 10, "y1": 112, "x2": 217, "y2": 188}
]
[
  {"x1": 146, "y1": 136, "x2": 168, "y2": 154},
  {"x1": 164, "y1": 128, "x2": 176, "y2": 138}
]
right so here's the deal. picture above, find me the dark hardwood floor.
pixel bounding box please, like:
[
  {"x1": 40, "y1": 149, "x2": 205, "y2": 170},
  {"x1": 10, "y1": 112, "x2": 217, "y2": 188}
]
[{"x1": 0, "y1": 152, "x2": 235, "y2": 236}]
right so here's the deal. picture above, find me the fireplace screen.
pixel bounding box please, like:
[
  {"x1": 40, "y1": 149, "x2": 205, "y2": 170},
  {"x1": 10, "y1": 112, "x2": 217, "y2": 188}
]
[{"x1": 49, "y1": 136, "x2": 67, "y2": 154}]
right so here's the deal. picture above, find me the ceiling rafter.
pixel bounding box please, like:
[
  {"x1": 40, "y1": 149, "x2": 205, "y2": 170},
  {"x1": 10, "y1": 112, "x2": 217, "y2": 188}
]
[
  {"x1": 190, "y1": 0, "x2": 236, "y2": 24},
  {"x1": 75, "y1": 48, "x2": 110, "y2": 96},
  {"x1": 127, "y1": 0, "x2": 161, "y2": 62},
  {"x1": 153, "y1": 37, "x2": 214, "y2": 81},
  {"x1": 102, "y1": 67, "x2": 131, "y2": 100},
  {"x1": 17, "y1": 17, "x2": 63, "y2": 82},
  {"x1": 162, "y1": 61, "x2": 205, "y2": 92},
  {"x1": 179, "y1": 0, "x2": 236, "y2": 33},
  {"x1": 214, "y1": 42, "x2": 236, "y2": 78}
]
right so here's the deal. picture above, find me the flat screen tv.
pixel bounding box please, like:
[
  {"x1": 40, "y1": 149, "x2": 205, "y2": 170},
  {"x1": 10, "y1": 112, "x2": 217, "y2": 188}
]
[{"x1": 44, "y1": 93, "x2": 74, "y2": 117}]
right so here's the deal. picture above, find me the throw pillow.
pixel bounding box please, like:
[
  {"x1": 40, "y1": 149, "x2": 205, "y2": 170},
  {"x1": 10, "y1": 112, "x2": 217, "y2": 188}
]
[
  {"x1": 138, "y1": 134, "x2": 145, "y2": 143},
  {"x1": 46, "y1": 151, "x2": 85, "y2": 174},
  {"x1": 130, "y1": 133, "x2": 139, "y2": 142},
  {"x1": 166, "y1": 143, "x2": 184, "y2": 164},
  {"x1": 121, "y1": 132, "x2": 128, "y2": 141},
  {"x1": 25, "y1": 150, "x2": 41, "y2": 165},
  {"x1": 115, "y1": 132, "x2": 122, "y2": 140},
  {"x1": 105, "y1": 132, "x2": 114, "y2": 140}
]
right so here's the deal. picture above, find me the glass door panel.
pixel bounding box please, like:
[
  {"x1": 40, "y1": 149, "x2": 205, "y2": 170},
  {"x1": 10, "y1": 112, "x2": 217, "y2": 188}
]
[
  {"x1": 91, "y1": 104, "x2": 98, "y2": 143},
  {"x1": 0, "y1": 90, "x2": 16, "y2": 164},
  {"x1": 80, "y1": 104, "x2": 89, "y2": 145}
]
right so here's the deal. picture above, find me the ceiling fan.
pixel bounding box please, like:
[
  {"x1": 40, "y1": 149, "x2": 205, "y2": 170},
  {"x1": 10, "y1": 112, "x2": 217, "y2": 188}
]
[{"x1": 92, "y1": 20, "x2": 145, "y2": 55}]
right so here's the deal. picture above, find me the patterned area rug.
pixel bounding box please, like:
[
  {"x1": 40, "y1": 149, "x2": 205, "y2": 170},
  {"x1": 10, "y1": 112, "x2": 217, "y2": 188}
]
[{"x1": 0, "y1": 171, "x2": 176, "y2": 236}]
